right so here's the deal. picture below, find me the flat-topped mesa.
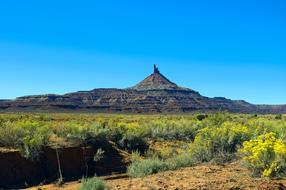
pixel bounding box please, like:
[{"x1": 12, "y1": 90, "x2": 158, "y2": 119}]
[
  {"x1": 1, "y1": 64, "x2": 286, "y2": 114},
  {"x1": 131, "y1": 65, "x2": 185, "y2": 91}
]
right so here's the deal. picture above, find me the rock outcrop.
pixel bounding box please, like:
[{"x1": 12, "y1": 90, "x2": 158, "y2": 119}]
[
  {"x1": 0, "y1": 66, "x2": 285, "y2": 114},
  {"x1": 131, "y1": 65, "x2": 182, "y2": 91}
]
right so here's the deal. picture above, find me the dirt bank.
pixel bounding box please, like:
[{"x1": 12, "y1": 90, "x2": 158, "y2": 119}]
[
  {"x1": 0, "y1": 144, "x2": 129, "y2": 189},
  {"x1": 28, "y1": 162, "x2": 286, "y2": 190}
]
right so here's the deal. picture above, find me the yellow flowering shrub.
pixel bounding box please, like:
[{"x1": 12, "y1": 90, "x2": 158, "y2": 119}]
[
  {"x1": 190, "y1": 122, "x2": 252, "y2": 163},
  {"x1": 240, "y1": 132, "x2": 286, "y2": 178}
]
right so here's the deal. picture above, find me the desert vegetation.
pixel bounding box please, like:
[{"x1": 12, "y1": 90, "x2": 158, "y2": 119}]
[
  {"x1": 79, "y1": 177, "x2": 108, "y2": 190},
  {"x1": 0, "y1": 113, "x2": 286, "y2": 188}
]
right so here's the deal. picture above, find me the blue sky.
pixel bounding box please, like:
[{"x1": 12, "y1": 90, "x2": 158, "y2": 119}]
[{"x1": 0, "y1": 0, "x2": 285, "y2": 104}]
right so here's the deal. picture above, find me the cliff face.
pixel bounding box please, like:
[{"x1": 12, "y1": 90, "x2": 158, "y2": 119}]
[{"x1": 0, "y1": 65, "x2": 285, "y2": 114}]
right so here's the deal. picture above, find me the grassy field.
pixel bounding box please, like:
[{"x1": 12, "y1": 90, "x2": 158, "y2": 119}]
[{"x1": 0, "y1": 112, "x2": 286, "y2": 183}]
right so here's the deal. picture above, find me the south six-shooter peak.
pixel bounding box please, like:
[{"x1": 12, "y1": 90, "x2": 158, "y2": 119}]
[
  {"x1": 0, "y1": 65, "x2": 285, "y2": 114},
  {"x1": 131, "y1": 65, "x2": 184, "y2": 91}
]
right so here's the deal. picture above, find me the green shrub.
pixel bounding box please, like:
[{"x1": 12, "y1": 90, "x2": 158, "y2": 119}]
[
  {"x1": 118, "y1": 135, "x2": 148, "y2": 154},
  {"x1": 189, "y1": 140, "x2": 212, "y2": 163},
  {"x1": 164, "y1": 153, "x2": 194, "y2": 170},
  {"x1": 0, "y1": 122, "x2": 25, "y2": 147},
  {"x1": 21, "y1": 124, "x2": 51, "y2": 160},
  {"x1": 156, "y1": 146, "x2": 178, "y2": 159},
  {"x1": 275, "y1": 114, "x2": 283, "y2": 120},
  {"x1": 196, "y1": 114, "x2": 208, "y2": 121},
  {"x1": 61, "y1": 122, "x2": 109, "y2": 146},
  {"x1": 147, "y1": 119, "x2": 199, "y2": 141},
  {"x1": 127, "y1": 158, "x2": 167, "y2": 177},
  {"x1": 127, "y1": 153, "x2": 193, "y2": 177},
  {"x1": 130, "y1": 151, "x2": 142, "y2": 162},
  {"x1": 204, "y1": 112, "x2": 231, "y2": 127},
  {"x1": 79, "y1": 177, "x2": 107, "y2": 190},
  {"x1": 0, "y1": 120, "x2": 50, "y2": 160}
]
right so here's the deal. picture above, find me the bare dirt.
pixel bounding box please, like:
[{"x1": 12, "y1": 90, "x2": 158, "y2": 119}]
[{"x1": 27, "y1": 162, "x2": 286, "y2": 190}]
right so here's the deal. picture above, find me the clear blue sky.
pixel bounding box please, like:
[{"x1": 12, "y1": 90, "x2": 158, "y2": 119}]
[{"x1": 0, "y1": 0, "x2": 285, "y2": 104}]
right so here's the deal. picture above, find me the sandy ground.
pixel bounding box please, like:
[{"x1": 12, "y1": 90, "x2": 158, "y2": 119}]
[{"x1": 27, "y1": 162, "x2": 286, "y2": 190}]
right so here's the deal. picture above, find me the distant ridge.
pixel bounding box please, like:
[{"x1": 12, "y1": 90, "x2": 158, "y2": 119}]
[{"x1": 0, "y1": 65, "x2": 285, "y2": 114}]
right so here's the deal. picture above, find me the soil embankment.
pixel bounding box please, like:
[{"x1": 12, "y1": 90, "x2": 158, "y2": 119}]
[
  {"x1": 0, "y1": 144, "x2": 129, "y2": 189},
  {"x1": 28, "y1": 163, "x2": 286, "y2": 190}
]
